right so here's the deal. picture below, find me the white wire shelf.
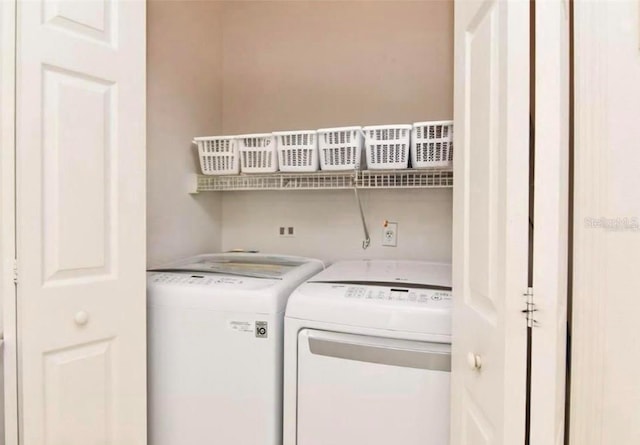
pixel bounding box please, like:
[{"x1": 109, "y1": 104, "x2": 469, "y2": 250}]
[{"x1": 190, "y1": 169, "x2": 453, "y2": 193}]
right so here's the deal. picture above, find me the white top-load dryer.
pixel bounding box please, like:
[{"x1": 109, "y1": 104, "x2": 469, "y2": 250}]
[
  {"x1": 147, "y1": 253, "x2": 324, "y2": 445},
  {"x1": 283, "y1": 260, "x2": 452, "y2": 445}
]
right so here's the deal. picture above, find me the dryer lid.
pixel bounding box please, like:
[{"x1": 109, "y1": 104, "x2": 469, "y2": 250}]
[{"x1": 308, "y1": 260, "x2": 451, "y2": 289}]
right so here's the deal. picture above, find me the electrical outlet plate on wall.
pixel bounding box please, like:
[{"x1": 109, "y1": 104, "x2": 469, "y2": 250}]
[{"x1": 382, "y1": 222, "x2": 398, "y2": 247}]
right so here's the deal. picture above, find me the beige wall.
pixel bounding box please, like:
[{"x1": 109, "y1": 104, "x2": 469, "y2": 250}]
[
  {"x1": 147, "y1": 0, "x2": 224, "y2": 267},
  {"x1": 147, "y1": 0, "x2": 454, "y2": 264},
  {"x1": 219, "y1": 0, "x2": 454, "y2": 262},
  {"x1": 221, "y1": 189, "x2": 453, "y2": 263},
  {"x1": 221, "y1": 0, "x2": 454, "y2": 133}
]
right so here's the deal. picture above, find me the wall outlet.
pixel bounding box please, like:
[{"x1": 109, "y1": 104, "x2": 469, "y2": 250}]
[
  {"x1": 382, "y1": 222, "x2": 398, "y2": 247},
  {"x1": 279, "y1": 226, "x2": 295, "y2": 238}
]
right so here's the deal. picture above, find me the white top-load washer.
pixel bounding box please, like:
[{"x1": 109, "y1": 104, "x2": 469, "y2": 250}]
[
  {"x1": 147, "y1": 253, "x2": 324, "y2": 445},
  {"x1": 283, "y1": 260, "x2": 452, "y2": 445}
]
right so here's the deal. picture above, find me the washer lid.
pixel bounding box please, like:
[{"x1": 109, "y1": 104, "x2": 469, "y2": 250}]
[
  {"x1": 153, "y1": 253, "x2": 318, "y2": 279},
  {"x1": 286, "y1": 260, "x2": 452, "y2": 337},
  {"x1": 147, "y1": 253, "x2": 325, "y2": 314}
]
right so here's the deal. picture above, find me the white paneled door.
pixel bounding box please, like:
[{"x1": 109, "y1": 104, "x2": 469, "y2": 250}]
[
  {"x1": 451, "y1": 0, "x2": 530, "y2": 444},
  {"x1": 15, "y1": 1, "x2": 146, "y2": 444}
]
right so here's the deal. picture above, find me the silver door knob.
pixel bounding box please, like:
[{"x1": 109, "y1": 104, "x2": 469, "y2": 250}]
[
  {"x1": 74, "y1": 311, "x2": 89, "y2": 326},
  {"x1": 467, "y1": 352, "x2": 482, "y2": 371}
]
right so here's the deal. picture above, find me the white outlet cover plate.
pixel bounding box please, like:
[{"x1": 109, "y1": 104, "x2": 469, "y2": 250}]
[{"x1": 382, "y1": 222, "x2": 398, "y2": 247}]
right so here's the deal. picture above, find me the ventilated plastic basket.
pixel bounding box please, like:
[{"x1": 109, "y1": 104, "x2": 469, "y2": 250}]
[
  {"x1": 274, "y1": 130, "x2": 319, "y2": 172},
  {"x1": 317, "y1": 126, "x2": 363, "y2": 171},
  {"x1": 237, "y1": 133, "x2": 278, "y2": 173},
  {"x1": 362, "y1": 125, "x2": 412, "y2": 170},
  {"x1": 193, "y1": 136, "x2": 239, "y2": 175},
  {"x1": 411, "y1": 121, "x2": 454, "y2": 168}
]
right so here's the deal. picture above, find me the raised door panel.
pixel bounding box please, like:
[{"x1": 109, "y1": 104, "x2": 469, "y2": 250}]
[
  {"x1": 43, "y1": 0, "x2": 115, "y2": 45},
  {"x1": 466, "y1": 1, "x2": 499, "y2": 329},
  {"x1": 44, "y1": 340, "x2": 114, "y2": 445},
  {"x1": 42, "y1": 67, "x2": 115, "y2": 283}
]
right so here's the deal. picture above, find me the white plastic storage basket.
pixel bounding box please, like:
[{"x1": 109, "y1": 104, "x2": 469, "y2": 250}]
[
  {"x1": 193, "y1": 136, "x2": 239, "y2": 175},
  {"x1": 274, "y1": 130, "x2": 319, "y2": 172},
  {"x1": 317, "y1": 126, "x2": 363, "y2": 171},
  {"x1": 237, "y1": 133, "x2": 278, "y2": 173},
  {"x1": 411, "y1": 121, "x2": 454, "y2": 168},
  {"x1": 362, "y1": 125, "x2": 412, "y2": 170}
]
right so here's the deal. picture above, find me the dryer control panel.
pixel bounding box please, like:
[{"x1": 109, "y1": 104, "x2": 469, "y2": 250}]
[{"x1": 343, "y1": 286, "x2": 451, "y2": 304}]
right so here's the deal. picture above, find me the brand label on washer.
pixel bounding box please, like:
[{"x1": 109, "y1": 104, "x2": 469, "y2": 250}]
[
  {"x1": 228, "y1": 321, "x2": 253, "y2": 333},
  {"x1": 255, "y1": 321, "x2": 268, "y2": 338}
]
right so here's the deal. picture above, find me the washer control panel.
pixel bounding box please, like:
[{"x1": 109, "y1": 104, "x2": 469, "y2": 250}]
[
  {"x1": 149, "y1": 272, "x2": 244, "y2": 286},
  {"x1": 343, "y1": 285, "x2": 451, "y2": 304}
]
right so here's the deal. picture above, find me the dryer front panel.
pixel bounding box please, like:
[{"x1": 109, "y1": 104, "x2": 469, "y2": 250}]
[{"x1": 296, "y1": 329, "x2": 451, "y2": 445}]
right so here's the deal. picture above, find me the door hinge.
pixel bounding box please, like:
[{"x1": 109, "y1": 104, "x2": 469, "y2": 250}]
[
  {"x1": 12, "y1": 259, "x2": 18, "y2": 285},
  {"x1": 522, "y1": 287, "x2": 538, "y2": 328}
]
